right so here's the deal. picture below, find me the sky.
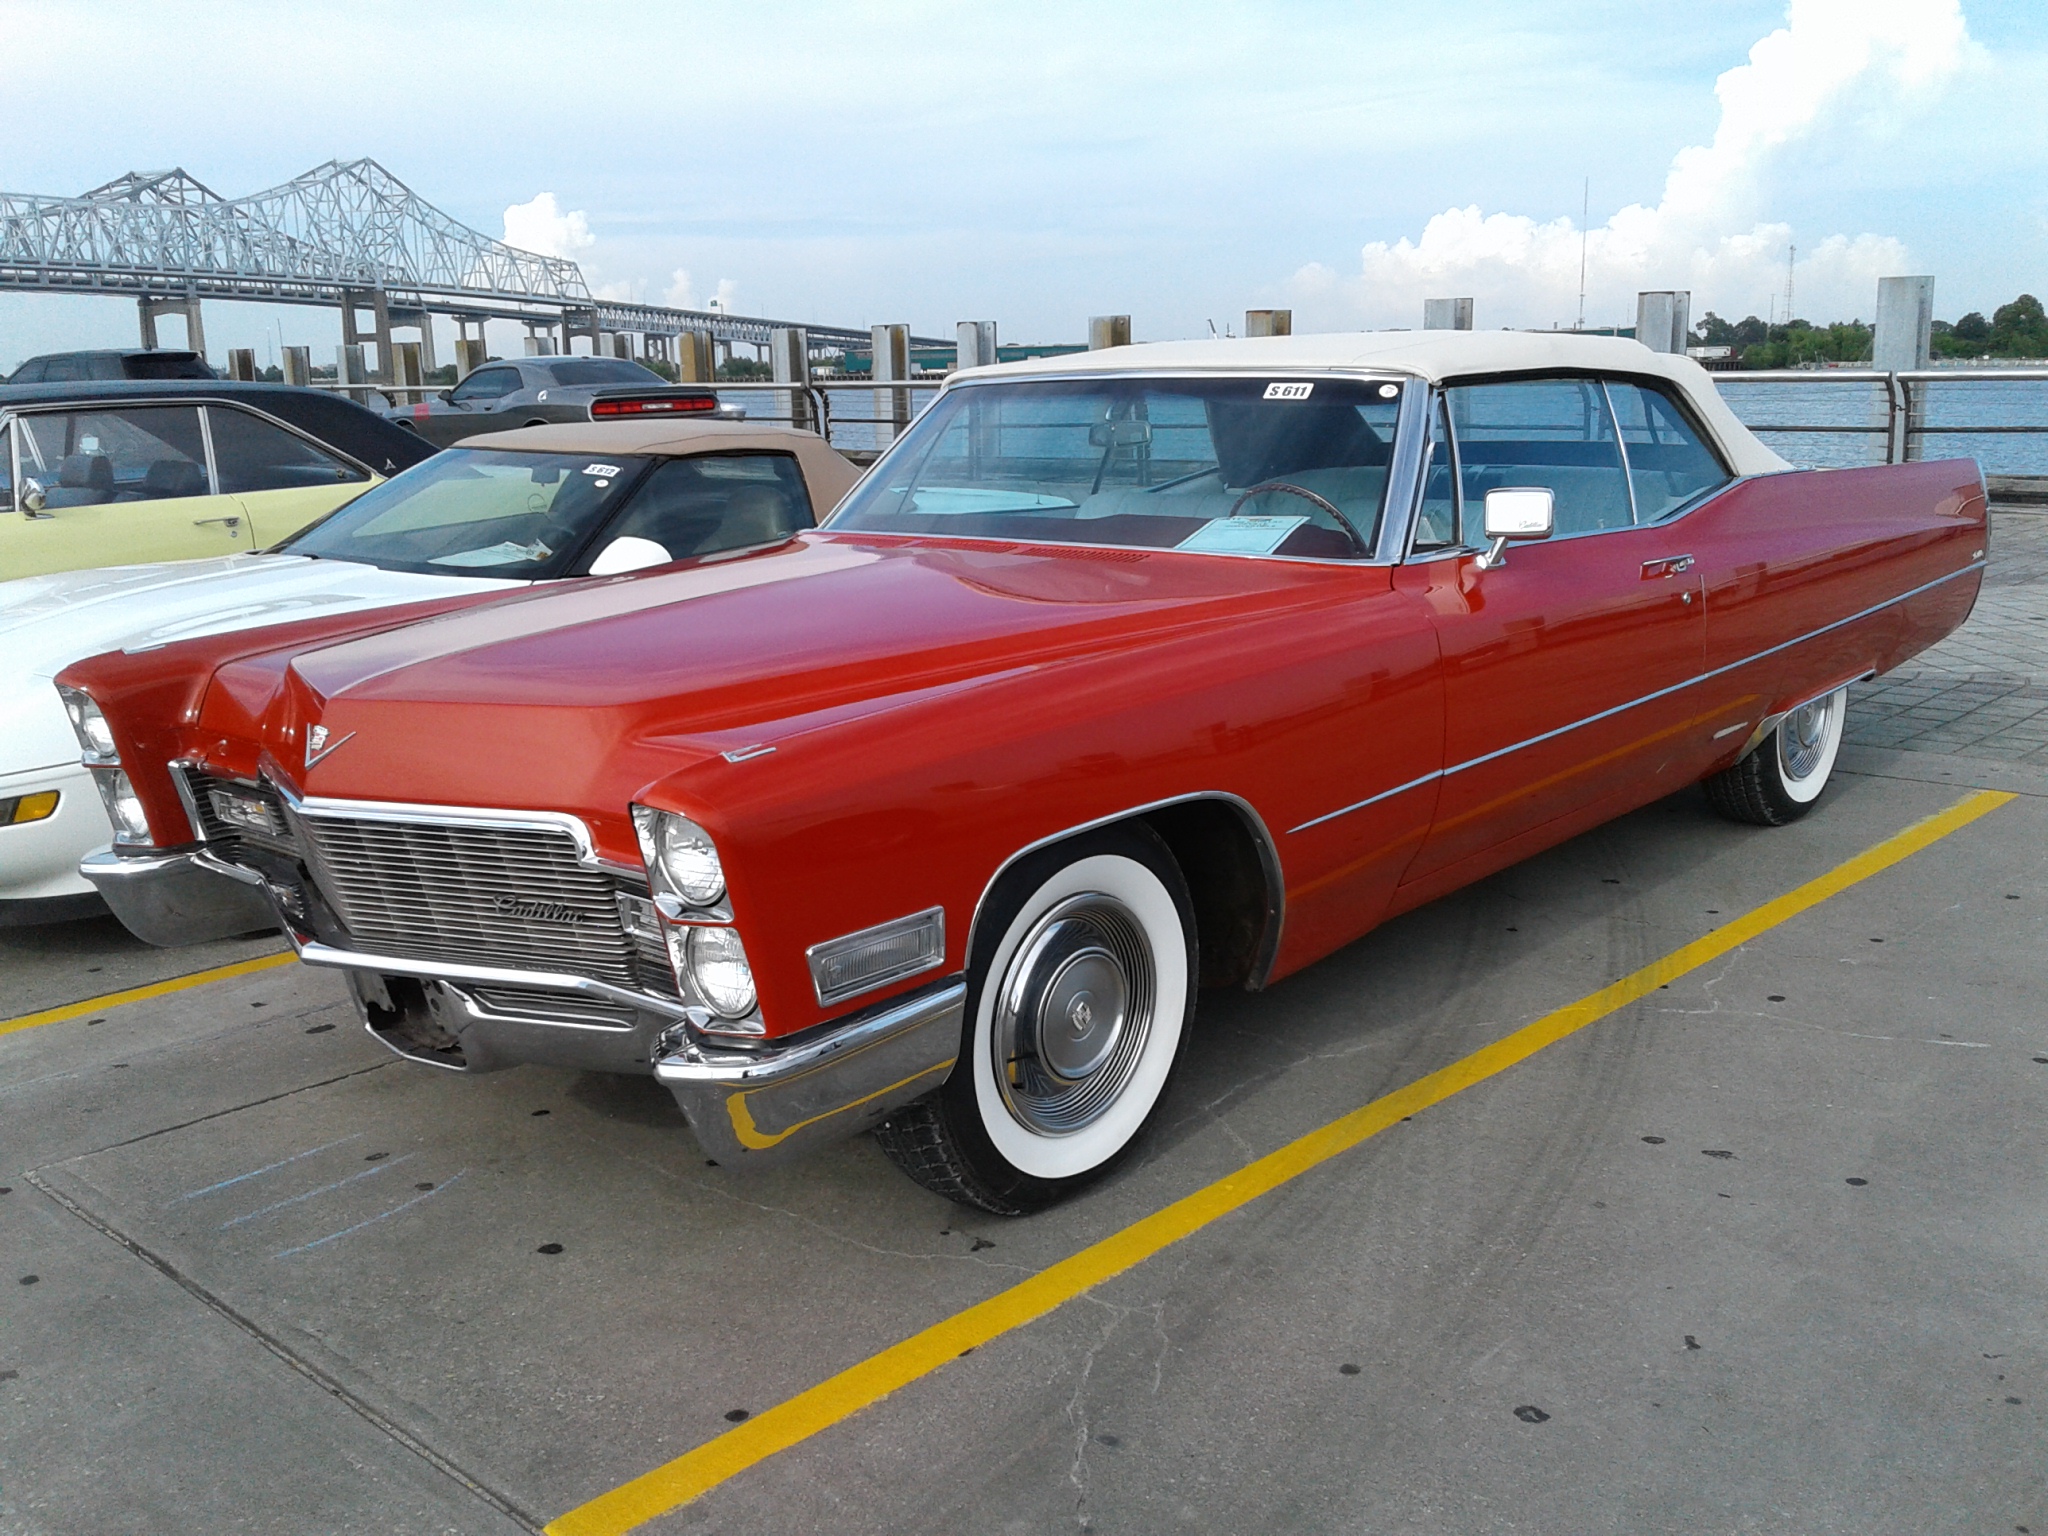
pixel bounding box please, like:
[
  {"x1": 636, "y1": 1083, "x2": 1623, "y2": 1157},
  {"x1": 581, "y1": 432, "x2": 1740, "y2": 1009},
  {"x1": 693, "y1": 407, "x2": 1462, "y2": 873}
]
[{"x1": 0, "y1": 0, "x2": 2043, "y2": 369}]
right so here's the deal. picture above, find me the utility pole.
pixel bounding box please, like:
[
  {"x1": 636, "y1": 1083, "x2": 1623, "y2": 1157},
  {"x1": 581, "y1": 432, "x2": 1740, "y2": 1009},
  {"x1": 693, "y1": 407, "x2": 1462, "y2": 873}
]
[
  {"x1": 1576, "y1": 178, "x2": 1589, "y2": 332},
  {"x1": 1785, "y1": 244, "x2": 1796, "y2": 324}
]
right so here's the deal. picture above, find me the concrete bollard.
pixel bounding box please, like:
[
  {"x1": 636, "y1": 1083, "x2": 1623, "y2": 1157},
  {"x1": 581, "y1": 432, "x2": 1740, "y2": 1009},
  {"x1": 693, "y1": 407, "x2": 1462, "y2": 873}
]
[
  {"x1": 1874, "y1": 276, "x2": 1935, "y2": 462},
  {"x1": 770, "y1": 327, "x2": 815, "y2": 432},
  {"x1": 1634, "y1": 291, "x2": 1690, "y2": 353},
  {"x1": 281, "y1": 346, "x2": 311, "y2": 387},
  {"x1": 1089, "y1": 315, "x2": 1131, "y2": 350},
  {"x1": 677, "y1": 329, "x2": 716, "y2": 383},
  {"x1": 226, "y1": 348, "x2": 257, "y2": 382},
  {"x1": 336, "y1": 344, "x2": 370, "y2": 404},
  {"x1": 1245, "y1": 310, "x2": 1291, "y2": 337},
  {"x1": 1423, "y1": 298, "x2": 1474, "y2": 331},
  {"x1": 391, "y1": 341, "x2": 424, "y2": 390},
  {"x1": 956, "y1": 320, "x2": 999, "y2": 372},
  {"x1": 872, "y1": 323, "x2": 912, "y2": 440}
]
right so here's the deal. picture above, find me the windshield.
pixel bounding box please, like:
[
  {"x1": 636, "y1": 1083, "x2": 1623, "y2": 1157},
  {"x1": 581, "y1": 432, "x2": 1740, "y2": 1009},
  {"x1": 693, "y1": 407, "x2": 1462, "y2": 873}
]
[
  {"x1": 541, "y1": 358, "x2": 661, "y2": 387},
  {"x1": 826, "y1": 377, "x2": 1404, "y2": 559},
  {"x1": 279, "y1": 448, "x2": 647, "y2": 576}
]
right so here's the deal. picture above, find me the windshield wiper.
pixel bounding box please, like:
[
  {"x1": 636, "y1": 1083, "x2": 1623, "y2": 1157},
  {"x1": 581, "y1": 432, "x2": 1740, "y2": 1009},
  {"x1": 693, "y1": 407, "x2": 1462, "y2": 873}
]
[{"x1": 1145, "y1": 465, "x2": 1222, "y2": 493}]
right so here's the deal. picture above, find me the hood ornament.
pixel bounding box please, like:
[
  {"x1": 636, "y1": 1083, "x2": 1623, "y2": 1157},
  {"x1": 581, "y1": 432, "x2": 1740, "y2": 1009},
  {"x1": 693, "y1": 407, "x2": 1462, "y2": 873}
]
[{"x1": 305, "y1": 724, "x2": 355, "y2": 769}]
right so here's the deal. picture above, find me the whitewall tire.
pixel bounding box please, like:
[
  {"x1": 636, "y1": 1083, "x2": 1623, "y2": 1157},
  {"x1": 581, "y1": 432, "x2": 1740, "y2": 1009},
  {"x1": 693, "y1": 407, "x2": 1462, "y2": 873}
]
[{"x1": 1705, "y1": 685, "x2": 1848, "y2": 826}]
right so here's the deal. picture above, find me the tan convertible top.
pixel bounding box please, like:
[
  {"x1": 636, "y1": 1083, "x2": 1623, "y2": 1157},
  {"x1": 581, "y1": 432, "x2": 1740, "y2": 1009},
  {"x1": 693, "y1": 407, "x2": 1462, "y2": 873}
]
[{"x1": 452, "y1": 420, "x2": 865, "y2": 512}]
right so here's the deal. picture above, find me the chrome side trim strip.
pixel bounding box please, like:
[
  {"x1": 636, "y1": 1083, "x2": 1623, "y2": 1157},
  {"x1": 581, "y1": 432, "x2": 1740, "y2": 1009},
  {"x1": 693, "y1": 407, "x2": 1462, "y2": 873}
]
[{"x1": 1286, "y1": 559, "x2": 1984, "y2": 836}]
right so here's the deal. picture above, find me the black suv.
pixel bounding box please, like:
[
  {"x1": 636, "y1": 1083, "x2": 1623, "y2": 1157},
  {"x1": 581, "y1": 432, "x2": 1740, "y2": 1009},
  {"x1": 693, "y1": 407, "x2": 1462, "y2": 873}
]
[{"x1": 7, "y1": 350, "x2": 217, "y2": 384}]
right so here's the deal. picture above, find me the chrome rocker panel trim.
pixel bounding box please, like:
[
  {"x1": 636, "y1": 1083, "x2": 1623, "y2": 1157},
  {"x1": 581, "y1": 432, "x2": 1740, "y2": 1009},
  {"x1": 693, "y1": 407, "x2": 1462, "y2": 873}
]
[
  {"x1": 78, "y1": 844, "x2": 276, "y2": 947},
  {"x1": 655, "y1": 977, "x2": 965, "y2": 1167}
]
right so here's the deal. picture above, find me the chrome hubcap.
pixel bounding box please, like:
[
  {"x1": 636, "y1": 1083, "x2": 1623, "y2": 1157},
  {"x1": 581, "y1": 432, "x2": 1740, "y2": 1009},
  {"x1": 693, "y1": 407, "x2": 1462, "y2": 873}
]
[
  {"x1": 992, "y1": 893, "x2": 1154, "y2": 1136},
  {"x1": 1779, "y1": 694, "x2": 1836, "y2": 781}
]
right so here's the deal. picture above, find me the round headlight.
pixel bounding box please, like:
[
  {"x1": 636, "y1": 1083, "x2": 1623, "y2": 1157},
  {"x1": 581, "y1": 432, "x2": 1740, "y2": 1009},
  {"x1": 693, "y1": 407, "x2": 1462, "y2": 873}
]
[
  {"x1": 687, "y1": 925, "x2": 756, "y2": 1019},
  {"x1": 63, "y1": 689, "x2": 117, "y2": 759},
  {"x1": 658, "y1": 816, "x2": 725, "y2": 907},
  {"x1": 93, "y1": 769, "x2": 151, "y2": 843}
]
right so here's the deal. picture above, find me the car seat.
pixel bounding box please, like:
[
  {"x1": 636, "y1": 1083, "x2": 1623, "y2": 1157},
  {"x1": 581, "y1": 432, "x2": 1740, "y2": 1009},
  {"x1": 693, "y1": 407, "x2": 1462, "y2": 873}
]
[
  {"x1": 42, "y1": 453, "x2": 116, "y2": 508},
  {"x1": 143, "y1": 458, "x2": 210, "y2": 499}
]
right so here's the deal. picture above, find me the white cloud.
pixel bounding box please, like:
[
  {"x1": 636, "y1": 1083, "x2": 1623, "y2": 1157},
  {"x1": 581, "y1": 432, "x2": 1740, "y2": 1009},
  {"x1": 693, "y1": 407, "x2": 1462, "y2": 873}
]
[
  {"x1": 664, "y1": 268, "x2": 740, "y2": 313},
  {"x1": 1294, "y1": 0, "x2": 1975, "y2": 329},
  {"x1": 501, "y1": 192, "x2": 595, "y2": 260}
]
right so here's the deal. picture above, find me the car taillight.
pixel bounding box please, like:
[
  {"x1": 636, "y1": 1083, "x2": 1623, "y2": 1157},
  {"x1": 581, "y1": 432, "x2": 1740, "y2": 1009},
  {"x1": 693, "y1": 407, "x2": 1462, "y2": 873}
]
[{"x1": 590, "y1": 395, "x2": 719, "y2": 418}]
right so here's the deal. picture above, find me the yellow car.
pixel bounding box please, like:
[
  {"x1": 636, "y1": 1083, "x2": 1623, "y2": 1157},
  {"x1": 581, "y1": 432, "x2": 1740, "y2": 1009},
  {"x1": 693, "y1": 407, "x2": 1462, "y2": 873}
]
[{"x1": 0, "y1": 380, "x2": 436, "y2": 580}]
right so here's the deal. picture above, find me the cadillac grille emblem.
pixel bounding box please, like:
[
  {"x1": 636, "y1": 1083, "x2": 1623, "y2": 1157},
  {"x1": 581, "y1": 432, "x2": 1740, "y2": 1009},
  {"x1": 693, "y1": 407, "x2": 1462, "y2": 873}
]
[
  {"x1": 304, "y1": 724, "x2": 354, "y2": 768},
  {"x1": 492, "y1": 894, "x2": 585, "y2": 924}
]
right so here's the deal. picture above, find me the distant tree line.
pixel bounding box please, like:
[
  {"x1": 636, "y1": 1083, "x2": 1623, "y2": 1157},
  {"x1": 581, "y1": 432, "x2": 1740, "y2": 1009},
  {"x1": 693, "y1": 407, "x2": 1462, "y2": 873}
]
[{"x1": 1691, "y1": 294, "x2": 2048, "y2": 368}]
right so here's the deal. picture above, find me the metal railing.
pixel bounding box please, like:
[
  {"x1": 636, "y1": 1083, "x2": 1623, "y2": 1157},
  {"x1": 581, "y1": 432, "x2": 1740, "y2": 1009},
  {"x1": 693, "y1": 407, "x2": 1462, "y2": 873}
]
[{"x1": 1715, "y1": 368, "x2": 2048, "y2": 467}]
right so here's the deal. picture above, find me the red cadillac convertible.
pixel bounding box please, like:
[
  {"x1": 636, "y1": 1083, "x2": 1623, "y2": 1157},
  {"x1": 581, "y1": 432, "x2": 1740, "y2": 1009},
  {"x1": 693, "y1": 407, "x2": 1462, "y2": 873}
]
[{"x1": 60, "y1": 334, "x2": 1986, "y2": 1213}]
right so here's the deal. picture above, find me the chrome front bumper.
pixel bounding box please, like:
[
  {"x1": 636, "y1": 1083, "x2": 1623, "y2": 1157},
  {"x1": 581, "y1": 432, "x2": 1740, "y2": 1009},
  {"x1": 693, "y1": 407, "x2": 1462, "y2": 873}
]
[
  {"x1": 78, "y1": 845, "x2": 279, "y2": 946},
  {"x1": 315, "y1": 935, "x2": 966, "y2": 1166}
]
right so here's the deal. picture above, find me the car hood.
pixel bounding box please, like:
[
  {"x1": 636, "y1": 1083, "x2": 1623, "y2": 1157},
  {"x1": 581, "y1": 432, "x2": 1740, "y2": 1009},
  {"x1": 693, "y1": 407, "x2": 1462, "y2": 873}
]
[
  {"x1": 1, "y1": 555, "x2": 521, "y2": 773},
  {"x1": 256, "y1": 532, "x2": 1376, "y2": 820}
]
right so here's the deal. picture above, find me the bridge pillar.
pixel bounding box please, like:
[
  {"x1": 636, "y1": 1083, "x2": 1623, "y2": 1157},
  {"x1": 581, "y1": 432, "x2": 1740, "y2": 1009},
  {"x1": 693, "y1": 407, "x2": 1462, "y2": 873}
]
[
  {"x1": 138, "y1": 292, "x2": 206, "y2": 358},
  {"x1": 336, "y1": 344, "x2": 371, "y2": 404},
  {"x1": 281, "y1": 346, "x2": 311, "y2": 387},
  {"x1": 226, "y1": 349, "x2": 257, "y2": 382},
  {"x1": 1245, "y1": 309, "x2": 1291, "y2": 337},
  {"x1": 1634, "y1": 291, "x2": 1690, "y2": 353},
  {"x1": 1423, "y1": 298, "x2": 1473, "y2": 331},
  {"x1": 341, "y1": 288, "x2": 393, "y2": 383},
  {"x1": 563, "y1": 308, "x2": 601, "y2": 355},
  {"x1": 390, "y1": 307, "x2": 439, "y2": 376}
]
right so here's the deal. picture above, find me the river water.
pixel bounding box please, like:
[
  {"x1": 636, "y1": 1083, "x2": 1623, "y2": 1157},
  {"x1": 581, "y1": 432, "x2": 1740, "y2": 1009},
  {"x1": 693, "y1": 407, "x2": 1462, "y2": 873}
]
[{"x1": 1717, "y1": 377, "x2": 2048, "y2": 475}]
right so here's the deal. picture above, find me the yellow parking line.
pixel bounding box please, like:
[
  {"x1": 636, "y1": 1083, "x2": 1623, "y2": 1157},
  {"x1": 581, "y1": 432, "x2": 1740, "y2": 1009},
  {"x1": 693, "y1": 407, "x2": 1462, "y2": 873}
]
[
  {"x1": 0, "y1": 951, "x2": 297, "y2": 1038},
  {"x1": 547, "y1": 788, "x2": 2015, "y2": 1536}
]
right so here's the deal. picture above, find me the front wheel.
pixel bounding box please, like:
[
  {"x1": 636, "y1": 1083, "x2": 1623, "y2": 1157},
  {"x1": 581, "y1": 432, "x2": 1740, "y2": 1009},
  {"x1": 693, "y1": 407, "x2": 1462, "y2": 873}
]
[
  {"x1": 1704, "y1": 685, "x2": 1848, "y2": 826},
  {"x1": 875, "y1": 826, "x2": 1196, "y2": 1214}
]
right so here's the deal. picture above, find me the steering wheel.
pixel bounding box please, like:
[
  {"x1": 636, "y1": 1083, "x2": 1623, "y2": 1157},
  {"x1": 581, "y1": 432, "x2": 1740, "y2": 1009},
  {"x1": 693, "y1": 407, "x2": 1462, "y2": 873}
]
[{"x1": 1224, "y1": 481, "x2": 1369, "y2": 557}]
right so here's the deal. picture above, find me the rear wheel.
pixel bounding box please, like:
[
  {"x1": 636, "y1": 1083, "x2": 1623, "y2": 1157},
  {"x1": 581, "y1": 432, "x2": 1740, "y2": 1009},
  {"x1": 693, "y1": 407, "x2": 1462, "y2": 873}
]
[
  {"x1": 875, "y1": 826, "x2": 1195, "y2": 1214},
  {"x1": 1704, "y1": 686, "x2": 1848, "y2": 826}
]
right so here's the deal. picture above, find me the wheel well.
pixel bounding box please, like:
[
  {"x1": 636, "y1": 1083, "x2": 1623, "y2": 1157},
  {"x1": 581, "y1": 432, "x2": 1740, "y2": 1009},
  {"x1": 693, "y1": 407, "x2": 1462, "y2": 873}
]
[{"x1": 1137, "y1": 799, "x2": 1278, "y2": 991}]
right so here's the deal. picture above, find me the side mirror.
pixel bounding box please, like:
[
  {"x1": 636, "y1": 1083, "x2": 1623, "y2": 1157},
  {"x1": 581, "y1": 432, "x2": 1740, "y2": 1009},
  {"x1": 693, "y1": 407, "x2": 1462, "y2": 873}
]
[
  {"x1": 1477, "y1": 486, "x2": 1553, "y2": 568},
  {"x1": 437, "y1": 389, "x2": 453, "y2": 404},
  {"x1": 20, "y1": 476, "x2": 48, "y2": 516},
  {"x1": 586, "y1": 535, "x2": 673, "y2": 576}
]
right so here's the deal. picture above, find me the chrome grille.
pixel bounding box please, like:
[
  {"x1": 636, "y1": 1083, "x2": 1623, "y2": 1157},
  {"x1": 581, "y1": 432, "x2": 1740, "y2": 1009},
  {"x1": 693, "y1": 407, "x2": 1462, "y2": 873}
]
[{"x1": 297, "y1": 811, "x2": 637, "y2": 983}]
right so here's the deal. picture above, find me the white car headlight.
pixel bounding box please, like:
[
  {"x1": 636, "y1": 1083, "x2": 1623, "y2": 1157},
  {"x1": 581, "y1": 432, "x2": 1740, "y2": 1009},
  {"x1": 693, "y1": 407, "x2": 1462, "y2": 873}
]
[
  {"x1": 631, "y1": 804, "x2": 725, "y2": 908},
  {"x1": 92, "y1": 768, "x2": 152, "y2": 844},
  {"x1": 59, "y1": 686, "x2": 118, "y2": 760},
  {"x1": 687, "y1": 925, "x2": 757, "y2": 1020}
]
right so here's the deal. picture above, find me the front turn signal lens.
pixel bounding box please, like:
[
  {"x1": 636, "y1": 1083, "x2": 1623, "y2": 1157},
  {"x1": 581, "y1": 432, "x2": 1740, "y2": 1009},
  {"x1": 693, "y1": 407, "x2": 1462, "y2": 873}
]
[{"x1": 2, "y1": 791, "x2": 60, "y2": 825}]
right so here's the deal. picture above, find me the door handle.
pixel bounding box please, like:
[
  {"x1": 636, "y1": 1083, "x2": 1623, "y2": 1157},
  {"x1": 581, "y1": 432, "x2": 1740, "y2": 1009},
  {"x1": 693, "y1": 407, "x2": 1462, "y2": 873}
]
[
  {"x1": 1641, "y1": 554, "x2": 1694, "y2": 579},
  {"x1": 193, "y1": 515, "x2": 243, "y2": 530}
]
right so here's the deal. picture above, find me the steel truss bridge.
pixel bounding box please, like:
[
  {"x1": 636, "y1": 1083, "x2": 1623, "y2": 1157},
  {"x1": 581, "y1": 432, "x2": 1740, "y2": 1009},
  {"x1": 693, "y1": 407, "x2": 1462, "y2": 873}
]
[{"x1": 0, "y1": 160, "x2": 943, "y2": 357}]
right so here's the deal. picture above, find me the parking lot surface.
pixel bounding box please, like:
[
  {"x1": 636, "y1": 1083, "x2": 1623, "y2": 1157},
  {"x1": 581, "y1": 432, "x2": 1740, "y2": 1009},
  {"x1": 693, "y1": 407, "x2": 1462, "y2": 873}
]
[{"x1": 2, "y1": 514, "x2": 2042, "y2": 1536}]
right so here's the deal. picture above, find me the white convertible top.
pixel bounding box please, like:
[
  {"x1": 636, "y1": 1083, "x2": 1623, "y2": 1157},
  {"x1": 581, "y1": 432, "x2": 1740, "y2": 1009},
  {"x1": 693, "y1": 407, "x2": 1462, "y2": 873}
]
[{"x1": 955, "y1": 331, "x2": 1789, "y2": 478}]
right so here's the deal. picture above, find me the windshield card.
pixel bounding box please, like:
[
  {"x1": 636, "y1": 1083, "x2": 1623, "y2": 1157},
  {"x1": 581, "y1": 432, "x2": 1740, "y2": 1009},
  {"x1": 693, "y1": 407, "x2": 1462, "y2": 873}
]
[
  {"x1": 582, "y1": 463, "x2": 622, "y2": 477},
  {"x1": 1263, "y1": 382, "x2": 1314, "y2": 400},
  {"x1": 1176, "y1": 515, "x2": 1307, "y2": 556}
]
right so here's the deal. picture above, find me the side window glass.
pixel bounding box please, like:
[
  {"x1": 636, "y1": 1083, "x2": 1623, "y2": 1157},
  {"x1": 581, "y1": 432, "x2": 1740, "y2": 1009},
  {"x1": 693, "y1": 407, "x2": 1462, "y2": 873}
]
[
  {"x1": 43, "y1": 357, "x2": 86, "y2": 382},
  {"x1": 451, "y1": 368, "x2": 514, "y2": 404},
  {"x1": 0, "y1": 423, "x2": 13, "y2": 510},
  {"x1": 1606, "y1": 381, "x2": 1730, "y2": 519},
  {"x1": 1447, "y1": 379, "x2": 1632, "y2": 537},
  {"x1": 1411, "y1": 393, "x2": 1460, "y2": 550},
  {"x1": 16, "y1": 406, "x2": 209, "y2": 507},
  {"x1": 591, "y1": 453, "x2": 815, "y2": 568},
  {"x1": 11, "y1": 361, "x2": 45, "y2": 384},
  {"x1": 207, "y1": 407, "x2": 365, "y2": 493}
]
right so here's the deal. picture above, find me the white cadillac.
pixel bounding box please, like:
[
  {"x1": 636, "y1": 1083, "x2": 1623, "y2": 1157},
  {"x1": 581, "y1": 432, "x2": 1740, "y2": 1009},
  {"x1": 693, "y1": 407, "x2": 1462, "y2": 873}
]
[{"x1": 0, "y1": 421, "x2": 858, "y2": 926}]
